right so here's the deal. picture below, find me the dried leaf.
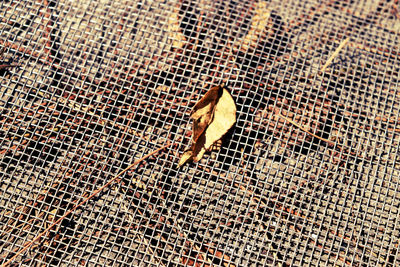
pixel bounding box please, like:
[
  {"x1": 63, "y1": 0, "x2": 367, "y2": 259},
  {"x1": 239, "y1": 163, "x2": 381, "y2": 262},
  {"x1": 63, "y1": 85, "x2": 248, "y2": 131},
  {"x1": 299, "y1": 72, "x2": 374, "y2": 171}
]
[
  {"x1": 178, "y1": 149, "x2": 193, "y2": 166},
  {"x1": 191, "y1": 85, "x2": 223, "y2": 142},
  {"x1": 179, "y1": 84, "x2": 236, "y2": 167}
]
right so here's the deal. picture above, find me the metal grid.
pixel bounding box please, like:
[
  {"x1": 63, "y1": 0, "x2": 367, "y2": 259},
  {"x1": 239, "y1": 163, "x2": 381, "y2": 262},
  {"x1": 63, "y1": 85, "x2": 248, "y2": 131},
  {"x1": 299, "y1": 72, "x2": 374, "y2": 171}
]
[{"x1": 0, "y1": 0, "x2": 399, "y2": 265}]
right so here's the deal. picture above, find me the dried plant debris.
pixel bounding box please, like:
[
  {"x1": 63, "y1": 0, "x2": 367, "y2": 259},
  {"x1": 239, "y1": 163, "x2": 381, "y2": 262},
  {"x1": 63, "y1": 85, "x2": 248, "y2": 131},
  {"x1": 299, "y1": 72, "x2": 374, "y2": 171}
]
[
  {"x1": 179, "y1": 84, "x2": 236, "y2": 167},
  {"x1": 0, "y1": 46, "x2": 18, "y2": 70},
  {"x1": 0, "y1": 63, "x2": 18, "y2": 70}
]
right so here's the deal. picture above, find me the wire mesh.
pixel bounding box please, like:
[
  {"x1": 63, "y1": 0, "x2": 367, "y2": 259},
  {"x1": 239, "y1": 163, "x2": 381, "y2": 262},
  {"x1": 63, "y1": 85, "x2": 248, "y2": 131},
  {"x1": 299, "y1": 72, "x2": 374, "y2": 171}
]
[{"x1": 0, "y1": 0, "x2": 399, "y2": 266}]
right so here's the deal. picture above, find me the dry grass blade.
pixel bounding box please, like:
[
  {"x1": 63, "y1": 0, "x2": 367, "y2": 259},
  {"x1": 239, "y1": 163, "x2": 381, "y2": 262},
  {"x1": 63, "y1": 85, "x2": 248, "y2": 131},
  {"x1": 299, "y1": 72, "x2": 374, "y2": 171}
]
[
  {"x1": 320, "y1": 37, "x2": 350, "y2": 73},
  {"x1": 0, "y1": 142, "x2": 171, "y2": 267}
]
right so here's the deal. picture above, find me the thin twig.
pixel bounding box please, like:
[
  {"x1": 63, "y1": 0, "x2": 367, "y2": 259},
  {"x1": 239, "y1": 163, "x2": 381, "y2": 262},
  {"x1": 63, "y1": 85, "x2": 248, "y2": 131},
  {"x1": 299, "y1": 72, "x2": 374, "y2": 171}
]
[
  {"x1": 276, "y1": 113, "x2": 338, "y2": 147},
  {"x1": 0, "y1": 64, "x2": 18, "y2": 70},
  {"x1": 320, "y1": 37, "x2": 350, "y2": 73},
  {"x1": 1, "y1": 142, "x2": 171, "y2": 267}
]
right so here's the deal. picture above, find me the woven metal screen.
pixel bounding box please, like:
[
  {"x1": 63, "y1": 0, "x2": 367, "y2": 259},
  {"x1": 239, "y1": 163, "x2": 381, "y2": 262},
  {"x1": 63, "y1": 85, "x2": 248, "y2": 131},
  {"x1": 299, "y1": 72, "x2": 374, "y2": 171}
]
[{"x1": 1, "y1": 0, "x2": 400, "y2": 266}]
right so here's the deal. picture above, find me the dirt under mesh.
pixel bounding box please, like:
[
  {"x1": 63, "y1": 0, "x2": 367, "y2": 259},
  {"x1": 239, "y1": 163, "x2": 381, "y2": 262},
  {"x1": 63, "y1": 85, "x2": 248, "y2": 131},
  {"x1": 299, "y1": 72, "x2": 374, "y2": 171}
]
[{"x1": 0, "y1": 0, "x2": 399, "y2": 266}]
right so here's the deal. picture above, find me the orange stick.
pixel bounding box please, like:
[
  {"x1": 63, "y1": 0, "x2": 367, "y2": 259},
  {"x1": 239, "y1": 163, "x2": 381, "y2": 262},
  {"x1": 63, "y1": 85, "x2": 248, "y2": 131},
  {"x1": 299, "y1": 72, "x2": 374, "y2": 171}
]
[
  {"x1": 0, "y1": 64, "x2": 18, "y2": 69},
  {"x1": 1, "y1": 142, "x2": 171, "y2": 267}
]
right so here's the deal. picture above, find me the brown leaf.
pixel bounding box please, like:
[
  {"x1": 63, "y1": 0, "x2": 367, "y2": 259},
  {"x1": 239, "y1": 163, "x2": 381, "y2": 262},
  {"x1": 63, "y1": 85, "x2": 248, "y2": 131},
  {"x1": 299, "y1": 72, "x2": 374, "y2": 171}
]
[
  {"x1": 191, "y1": 85, "x2": 223, "y2": 142},
  {"x1": 178, "y1": 84, "x2": 236, "y2": 167}
]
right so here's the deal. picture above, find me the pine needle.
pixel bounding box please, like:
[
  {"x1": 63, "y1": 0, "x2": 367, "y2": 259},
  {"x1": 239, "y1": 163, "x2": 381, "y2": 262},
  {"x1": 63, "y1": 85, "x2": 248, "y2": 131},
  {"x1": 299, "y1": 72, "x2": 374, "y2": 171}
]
[
  {"x1": 320, "y1": 37, "x2": 350, "y2": 73},
  {"x1": 0, "y1": 64, "x2": 18, "y2": 70},
  {"x1": 276, "y1": 113, "x2": 340, "y2": 149}
]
